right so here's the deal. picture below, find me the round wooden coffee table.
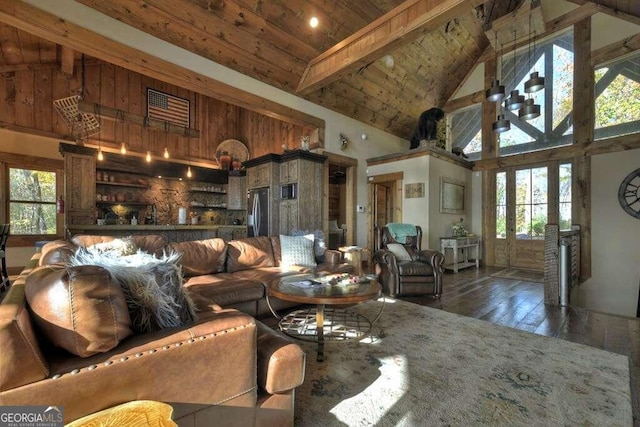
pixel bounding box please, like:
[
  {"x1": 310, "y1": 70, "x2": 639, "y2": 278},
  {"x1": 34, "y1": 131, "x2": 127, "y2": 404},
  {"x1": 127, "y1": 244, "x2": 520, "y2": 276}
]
[{"x1": 267, "y1": 274, "x2": 384, "y2": 361}]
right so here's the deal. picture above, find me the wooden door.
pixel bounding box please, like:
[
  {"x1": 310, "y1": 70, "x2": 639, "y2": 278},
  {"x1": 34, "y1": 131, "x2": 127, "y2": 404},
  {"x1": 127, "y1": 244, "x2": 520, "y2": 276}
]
[
  {"x1": 374, "y1": 183, "x2": 392, "y2": 227},
  {"x1": 495, "y1": 166, "x2": 548, "y2": 270}
]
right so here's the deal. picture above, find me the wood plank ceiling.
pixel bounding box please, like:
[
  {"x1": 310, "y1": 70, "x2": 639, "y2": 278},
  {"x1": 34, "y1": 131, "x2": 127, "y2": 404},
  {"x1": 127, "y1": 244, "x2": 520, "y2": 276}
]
[{"x1": 1, "y1": 0, "x2": 639, "y2": 141}]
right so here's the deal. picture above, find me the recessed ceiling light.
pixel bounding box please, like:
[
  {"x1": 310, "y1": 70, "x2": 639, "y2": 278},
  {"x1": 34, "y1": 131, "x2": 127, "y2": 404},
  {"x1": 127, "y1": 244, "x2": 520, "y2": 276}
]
[{"x1": 309, "y1": 17, "x2": 318, "y2": 28}]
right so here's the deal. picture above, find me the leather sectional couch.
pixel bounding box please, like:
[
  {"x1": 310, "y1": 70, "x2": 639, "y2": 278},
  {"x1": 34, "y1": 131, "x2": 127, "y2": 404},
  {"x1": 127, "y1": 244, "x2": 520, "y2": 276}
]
[{"x1": 0, "y1": 234, "x2": 352, "y2": 425}]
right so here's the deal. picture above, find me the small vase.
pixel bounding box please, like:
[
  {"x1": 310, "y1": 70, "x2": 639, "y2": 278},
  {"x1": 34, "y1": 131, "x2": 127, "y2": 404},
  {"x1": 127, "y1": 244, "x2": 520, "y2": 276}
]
[
  {"x1": 219, "y1": 151, "x2": 231, "y2": 170},
  {"x1": 232, "y1": 158, "x2": 241, "y2": 170}
]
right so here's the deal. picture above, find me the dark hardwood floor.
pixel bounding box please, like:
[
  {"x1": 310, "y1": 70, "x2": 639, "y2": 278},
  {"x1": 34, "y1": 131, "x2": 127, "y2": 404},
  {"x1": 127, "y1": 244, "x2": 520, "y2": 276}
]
[{"x1": 398, "y1": 266, "x2": 640, "y2": 427}]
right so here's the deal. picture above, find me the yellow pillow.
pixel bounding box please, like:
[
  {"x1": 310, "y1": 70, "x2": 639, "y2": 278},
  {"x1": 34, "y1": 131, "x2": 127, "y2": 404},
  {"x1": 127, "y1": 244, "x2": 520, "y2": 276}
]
[{"x1": 66, "y1": 400, "x2": 176, "y2": 427}]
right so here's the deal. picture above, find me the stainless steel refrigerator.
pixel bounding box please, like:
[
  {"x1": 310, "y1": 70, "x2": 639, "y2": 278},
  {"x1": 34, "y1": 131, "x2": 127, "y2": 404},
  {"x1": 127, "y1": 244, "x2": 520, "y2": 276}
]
[{"x1": 247, "y1": 187, "x2": 269, "y2": 237}]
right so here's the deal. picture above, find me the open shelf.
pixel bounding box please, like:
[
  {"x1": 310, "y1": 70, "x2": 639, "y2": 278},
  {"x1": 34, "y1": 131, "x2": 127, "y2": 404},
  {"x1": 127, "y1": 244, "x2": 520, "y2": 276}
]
[
  {"x1": 96, "y1": 181, "x2": 149, "y2": 189},
  {"x1": 96, "y1": 201, "x2": 149, "y2": 206}
]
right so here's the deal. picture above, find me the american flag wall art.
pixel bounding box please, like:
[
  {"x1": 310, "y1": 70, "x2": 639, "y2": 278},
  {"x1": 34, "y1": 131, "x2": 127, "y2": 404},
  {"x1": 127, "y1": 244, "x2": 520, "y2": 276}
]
[{"x1": 147, "y1": 88, "x2": 190, "y2": 127}]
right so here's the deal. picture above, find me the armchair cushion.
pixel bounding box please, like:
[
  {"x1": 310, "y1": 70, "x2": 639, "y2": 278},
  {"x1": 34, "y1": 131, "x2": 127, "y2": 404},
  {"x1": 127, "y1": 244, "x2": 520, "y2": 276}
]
[{"x1": 385, "y1": 243, "x2": 412, "y2": 261}]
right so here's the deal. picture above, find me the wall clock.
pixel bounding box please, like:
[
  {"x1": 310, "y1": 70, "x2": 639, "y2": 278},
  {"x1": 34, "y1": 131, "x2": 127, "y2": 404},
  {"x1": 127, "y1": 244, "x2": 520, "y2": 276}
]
[{"x1": 618, "y1": 168, "x2": 640, "y2": 219}]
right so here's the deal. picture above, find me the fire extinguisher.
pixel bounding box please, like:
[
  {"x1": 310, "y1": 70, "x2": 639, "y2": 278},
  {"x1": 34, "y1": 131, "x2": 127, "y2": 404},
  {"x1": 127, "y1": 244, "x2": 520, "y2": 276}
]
[{"x1": 56, "y1": 195, "x2": 64, "y2": 214}]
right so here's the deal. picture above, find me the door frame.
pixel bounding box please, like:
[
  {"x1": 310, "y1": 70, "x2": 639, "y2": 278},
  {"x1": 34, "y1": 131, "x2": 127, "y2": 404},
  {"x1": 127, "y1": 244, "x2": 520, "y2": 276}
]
[
  {"x1": 322, "y1": 151, "x2": 357, "y2": 246},
  {"x1": 366, "y1": 172, "x2": 404, "y2": 254}
]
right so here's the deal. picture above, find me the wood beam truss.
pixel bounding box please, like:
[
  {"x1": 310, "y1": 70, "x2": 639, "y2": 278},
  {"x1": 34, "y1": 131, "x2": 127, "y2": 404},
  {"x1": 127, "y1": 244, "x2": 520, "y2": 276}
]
[{"x1": 296, "y1": 0, "x2": 483, "y2": 95}]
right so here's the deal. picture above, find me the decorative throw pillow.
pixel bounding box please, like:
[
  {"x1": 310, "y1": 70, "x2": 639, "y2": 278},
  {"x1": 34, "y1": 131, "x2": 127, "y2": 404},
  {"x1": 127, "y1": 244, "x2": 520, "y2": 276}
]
[
  {"x1": 291, "y1": 229, "x2": 326, "y2": 263},
  {"x1": 68, "y1": 248, "x2": 197, "y2": 333},
  {"x1": 87, "y1": 237, "x2": 138, "y2": 256},
  {"x1": 25, "y1": 264, "x2": 133, "y2": 357},
  {"x1": 386, "y1": 243, "x2": 412, "y2": 261},
  {"x1": 280, "y1": 234, "x2": 317, "y2": 269}
]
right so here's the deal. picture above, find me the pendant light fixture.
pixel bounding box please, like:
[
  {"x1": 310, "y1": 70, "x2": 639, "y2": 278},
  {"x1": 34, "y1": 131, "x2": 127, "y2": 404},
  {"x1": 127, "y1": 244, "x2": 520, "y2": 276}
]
[
  {"x1": 493, "y1": 42, "x2": 511, "y2": 133},
  {"x1": 519, "y1": 12, "x2": 541, "y2": 120},
  {"x1": 146, "y1": 119, "x2": 152, "y2": 162},
  {"x1": 96, "y1": 103, "x2": 104, "y2": 160},
  {"x1": 163, "y1": 121, "x2": 170, "y2": 158},
  {"x1": 486, "y1": 32, "x2": 505, "y2": 103},
  {"x1": 524, "y1": 10, "x2": 544, "y2": 94},
  {"x1": 117, "y1": 110, "x2": 127, "y2": 154},
  {"x1": 504, "y1": 30, "x2": 525, "y2": 111}
]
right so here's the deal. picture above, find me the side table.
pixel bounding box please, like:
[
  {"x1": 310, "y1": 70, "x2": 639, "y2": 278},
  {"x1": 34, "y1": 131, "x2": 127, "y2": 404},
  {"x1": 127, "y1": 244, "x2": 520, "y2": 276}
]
[
  {"x1": 440, "y1": 236, "x2": 481, "y2": 273},
  {"x1": 338, "y1": 246, "x2": 363, "y2": 276}
]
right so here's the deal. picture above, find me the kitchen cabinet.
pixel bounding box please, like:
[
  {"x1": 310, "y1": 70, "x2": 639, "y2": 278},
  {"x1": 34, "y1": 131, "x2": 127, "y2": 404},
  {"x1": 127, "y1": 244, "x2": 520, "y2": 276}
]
[
  {"x1": 279, "y1": 199, "x2": 299, "y2": 235},
  {"x1": 279, "y1": 159, "x2": 298, "y2": 183},
  {"x1": 247, "y1": 162, "x2": 272, "y2": 189}
]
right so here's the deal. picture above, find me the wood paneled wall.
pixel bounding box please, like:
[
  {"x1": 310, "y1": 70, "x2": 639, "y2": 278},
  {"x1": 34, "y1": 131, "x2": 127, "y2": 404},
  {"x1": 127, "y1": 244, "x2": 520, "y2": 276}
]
[{"x1": 0, "y1": 61, "x2": 315, "y2": 164}]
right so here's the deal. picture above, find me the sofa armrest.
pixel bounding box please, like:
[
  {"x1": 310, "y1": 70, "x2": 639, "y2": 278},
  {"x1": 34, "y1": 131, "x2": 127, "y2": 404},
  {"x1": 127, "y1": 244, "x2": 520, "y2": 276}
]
[
  {"x1": 1, "y1": 309, "x2": 258, "y2": 424},
  {"x1": 256, "y1": 321, "x2": 305, "y2": 394}
]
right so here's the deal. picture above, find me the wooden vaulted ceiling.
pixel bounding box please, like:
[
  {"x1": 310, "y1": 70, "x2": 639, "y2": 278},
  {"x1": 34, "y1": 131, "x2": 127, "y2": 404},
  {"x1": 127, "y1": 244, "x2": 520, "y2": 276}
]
[{"x1": 1, "y1": 0, "x2": 639, "y2": 141}]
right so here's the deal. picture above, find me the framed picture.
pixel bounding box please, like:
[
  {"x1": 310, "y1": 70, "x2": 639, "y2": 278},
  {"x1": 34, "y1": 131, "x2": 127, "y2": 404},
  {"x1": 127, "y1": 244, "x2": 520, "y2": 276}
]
[
  {"x1": 440, "y1": 177, "x2": 465, "y2": 214},
  {"x1": 404, "y1": 182, "x2": 425, "y2": 199}
]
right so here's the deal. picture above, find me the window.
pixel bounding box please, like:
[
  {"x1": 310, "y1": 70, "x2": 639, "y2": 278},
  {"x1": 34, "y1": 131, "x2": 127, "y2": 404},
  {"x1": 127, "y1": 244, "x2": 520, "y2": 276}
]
[
  {"x1": 498, "y1": 30, "x2": 574, "y2": 156},
  {"x1": 594, "y1": 51, "x2": 640, "y2": 140},
  {"x1": 450, "y1": 104, "x2": 482, "y2": 161},
  {"x1": 496, "y1": 172, "x2": 506, "y2": 239},
  {"x1": 559, "y1": 163, "x2": 572, "y2": 230},
  {"x1": 8, "y1": 168, "x2": 58, "y2": 235},
  {"x1": 515, "y1": 167, "x2": 548, "y2": 240}
]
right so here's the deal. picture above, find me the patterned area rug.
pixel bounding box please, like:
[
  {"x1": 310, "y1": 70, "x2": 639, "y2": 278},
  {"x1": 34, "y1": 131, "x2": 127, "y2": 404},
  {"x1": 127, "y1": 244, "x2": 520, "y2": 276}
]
[
  {"x1": 490, "y1": 268, "x2": 545, "y2": 283},
  {"x1": 294, "y1": 299, "x2": 631, "y2": 426}
]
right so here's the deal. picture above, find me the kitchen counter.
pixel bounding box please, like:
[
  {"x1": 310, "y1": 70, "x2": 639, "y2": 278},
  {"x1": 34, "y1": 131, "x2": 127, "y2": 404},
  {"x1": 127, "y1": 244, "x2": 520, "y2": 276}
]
[{"x1": 66, "y1": 224, "x2": 247, "y2": 242}]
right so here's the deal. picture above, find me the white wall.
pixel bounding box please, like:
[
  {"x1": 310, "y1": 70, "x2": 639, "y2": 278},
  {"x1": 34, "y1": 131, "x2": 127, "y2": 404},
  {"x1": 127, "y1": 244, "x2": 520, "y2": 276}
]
[
  {"x1": 25, "y1": 0, "x2": 408, "y2": 248},
  {"x1": 574, "y1": 149, "x2": 640, "y2": 317},
  {"x1": 427, "y1": 157, "x2": 473, "y2": 250},
  {"x1": 366, "y1": 155, "x2": 473, "y2": 251}
]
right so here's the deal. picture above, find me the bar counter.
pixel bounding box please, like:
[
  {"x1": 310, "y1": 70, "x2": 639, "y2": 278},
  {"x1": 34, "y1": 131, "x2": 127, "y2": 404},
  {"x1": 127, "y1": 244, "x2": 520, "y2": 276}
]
[{"x1": 66, "y1": 224, "x2": 247, "y2": 242}]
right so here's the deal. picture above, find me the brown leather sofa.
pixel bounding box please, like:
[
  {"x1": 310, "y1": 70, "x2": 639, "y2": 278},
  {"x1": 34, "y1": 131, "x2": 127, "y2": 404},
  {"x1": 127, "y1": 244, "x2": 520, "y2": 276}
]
[{"x1": 0, "y1": 234, "x2": 350, "y2": 425}]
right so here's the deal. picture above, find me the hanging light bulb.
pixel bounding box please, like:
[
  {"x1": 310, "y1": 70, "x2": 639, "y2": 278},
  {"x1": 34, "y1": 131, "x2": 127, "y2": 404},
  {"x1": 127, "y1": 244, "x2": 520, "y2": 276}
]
[
  {"x1": 146, "y1": 151, "x2": 152, "y2": 162},
  {"x1": 493, "y1": 114, "x2": 511, "y2": 133},
  {"x1": 486, "y1": 32, "x2": 505, "y2": 102},
  {"x1": 486, "y1": 79, "x2": 506, "y2": 103},
  {"x1": 97, "y1": 149, "x2": 104, "y2": 161},
  {"x1": 524, "y1": 71, "x2": 545, "y2": 93},
  {"x1": 187, "y1": 165, "x2": 192, "y2": 178},
  {"x1": 120, "y1": 143, "x2": 127, "y2": 154},
  {"x1": 505, "y1": 90, "x2": 525, "y2": 110},
  {"x1": 519, "y1": 98, "x2": 540, "y2": 120},
  {"x1": 163, "y1": 147, "x2": 169, "y2": 158}
]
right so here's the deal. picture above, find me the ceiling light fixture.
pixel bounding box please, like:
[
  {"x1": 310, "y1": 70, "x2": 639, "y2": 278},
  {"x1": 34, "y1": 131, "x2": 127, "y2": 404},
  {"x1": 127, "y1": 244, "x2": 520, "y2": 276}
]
[
  {"x1": 519, "y1": 98, "x2": 540, "y2": 120},
  {"x1": 309, "y1": 17, "x2": 318, "y2": 28},
  {"x1": 504, "y1": 30, "x2": 525, "y2": 111},
  {"x1": 524, "y1": 11, "x2": 544, "y2": 94},
  {"x1": 520, "y1": 11, "x2": 542, "y2": 120},
  {"x1": 485, "y1": 32, "x2": 505, "y2": 103},
  {"x1": 493, "y1": 41, "x2": 510, "y2": 133}
]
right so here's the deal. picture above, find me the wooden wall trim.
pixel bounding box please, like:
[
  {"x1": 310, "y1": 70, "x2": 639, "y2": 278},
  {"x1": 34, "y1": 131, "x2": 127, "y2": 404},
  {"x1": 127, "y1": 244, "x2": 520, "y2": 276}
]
[
  {"x1": 0, "y1": 0, "x2": 326, "y2": 133},
  {"x1": 0, "y1": 151, "x2": 63, "y2": 169},
  {"x1": 0, "y1": 121, "x2": 75, "y2": 142},
  {"x1": 472, "y1": 134, "x2": 640, "y2": 171},
  {"x1": 366, "y1": 146, "x2": 472, "y2": 169},
  {"x1": 367, "y1": 172, "x2": 404, "y2": 184},
  {"x1": 443, "y1": 90, "x2": 484, "y2": 113}
]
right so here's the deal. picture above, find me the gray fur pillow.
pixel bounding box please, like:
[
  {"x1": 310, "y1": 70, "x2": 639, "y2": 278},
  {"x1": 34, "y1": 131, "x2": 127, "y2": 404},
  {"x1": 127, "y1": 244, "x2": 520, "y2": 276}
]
[{"x1": 68, "y1": 248, "x2": 196, "y2": 333}]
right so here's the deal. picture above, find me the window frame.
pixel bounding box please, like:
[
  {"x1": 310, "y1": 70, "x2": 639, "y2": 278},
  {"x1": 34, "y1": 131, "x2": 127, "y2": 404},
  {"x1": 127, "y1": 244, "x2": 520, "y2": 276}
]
[{"x1": 1, "y1": 151, "x2": 64, "y2": 247}]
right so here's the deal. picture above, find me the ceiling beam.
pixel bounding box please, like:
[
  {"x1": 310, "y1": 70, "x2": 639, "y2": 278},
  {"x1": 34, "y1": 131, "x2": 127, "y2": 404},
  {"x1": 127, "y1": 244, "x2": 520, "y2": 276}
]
[
  {"x1": 564, "y1": 0, "x2": 640, "y2": 26},
  {"x1": 60, "y1": 45, "x2": 74, "y2": 76},
  {"x1": 0, "y1": 0, "x2": 325, "y2": 132},
  {"x1": 590, "y1": 31, "x2": 640, "y2": 66},
  {"x1": 476, "y1": 2, "x2": 600, "y2": 63},
  {"x1": 296, "y1": 0, "x2": 484, "y2": 95},
  {"x1": 0, "y1": 57, "x2": 99, "y2": 73}
]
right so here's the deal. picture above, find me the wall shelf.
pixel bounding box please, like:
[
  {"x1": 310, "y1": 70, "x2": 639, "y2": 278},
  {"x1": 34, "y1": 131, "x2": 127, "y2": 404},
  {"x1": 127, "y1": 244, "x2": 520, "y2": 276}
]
[{"x1": 96, "y1": 181, "x2": 149, "y2": 189}]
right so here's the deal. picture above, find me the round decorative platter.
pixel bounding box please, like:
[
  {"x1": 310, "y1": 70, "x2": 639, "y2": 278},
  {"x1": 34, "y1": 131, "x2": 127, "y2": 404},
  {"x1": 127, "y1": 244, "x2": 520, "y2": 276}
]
[{"x1": 216, "y1": 139, "x2": 250, "y2": 165}]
